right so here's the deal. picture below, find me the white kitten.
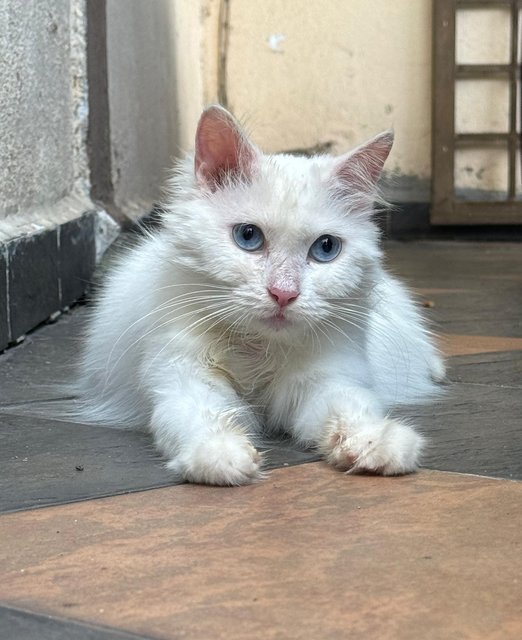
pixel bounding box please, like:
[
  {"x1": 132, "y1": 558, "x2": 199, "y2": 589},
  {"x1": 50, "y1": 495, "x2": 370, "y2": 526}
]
[{"x1": 77, "y1": 105, "x2": 445, "y2": 485}]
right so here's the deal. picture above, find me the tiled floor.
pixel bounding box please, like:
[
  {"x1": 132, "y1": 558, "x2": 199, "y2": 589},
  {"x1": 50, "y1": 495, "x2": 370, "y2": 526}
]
[{"x1": 1, "y1": 241, "x2": 521, "y2": 639}]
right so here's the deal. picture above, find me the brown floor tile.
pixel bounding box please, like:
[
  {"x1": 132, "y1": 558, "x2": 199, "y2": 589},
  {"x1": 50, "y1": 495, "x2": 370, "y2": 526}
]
[
  {"x1": 441, "y1": 334, "x2": 522, "y2": 357},
  {"x1": 1, "y1": 464, "x2": 521, "y2": 640},
  {"x1": 448, "y1": 350, "x2": 522, "y2": 388}
]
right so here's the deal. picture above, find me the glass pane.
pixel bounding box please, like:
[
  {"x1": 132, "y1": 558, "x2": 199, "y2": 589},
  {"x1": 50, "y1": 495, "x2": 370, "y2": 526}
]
[
  {"x1": 455, "y1": 147, "x2": 508, "y2": 201},
  {"x1": 456, "y1": 8, "x2": 511, "y2": 65},
  {"x1": 455, "y1": 80, "x2": 510, "y2": 134}
]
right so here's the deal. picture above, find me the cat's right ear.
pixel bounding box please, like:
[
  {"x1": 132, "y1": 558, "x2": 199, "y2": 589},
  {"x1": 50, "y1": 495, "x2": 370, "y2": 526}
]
[
  {"x1": 194, "y1": 105, "x2": 258, "y2": 191},
  {"x1": 332, "y1": 130, "x2": 394, "y2": 195}
]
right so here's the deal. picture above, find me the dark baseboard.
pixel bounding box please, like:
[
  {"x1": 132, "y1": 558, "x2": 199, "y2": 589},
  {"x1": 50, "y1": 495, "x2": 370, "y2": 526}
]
[{"x1": 0, "y1": 212, "x2": 96, "y2": 352}]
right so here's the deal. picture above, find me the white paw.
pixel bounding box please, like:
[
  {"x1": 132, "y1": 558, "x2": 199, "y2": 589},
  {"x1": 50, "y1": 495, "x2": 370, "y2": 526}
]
[
  {"x1": 319, "y1": 415, "x2": 424, "y2": 476},
  {"x1": 166, "y1": 428, "x2": 263, "y2": 486}
]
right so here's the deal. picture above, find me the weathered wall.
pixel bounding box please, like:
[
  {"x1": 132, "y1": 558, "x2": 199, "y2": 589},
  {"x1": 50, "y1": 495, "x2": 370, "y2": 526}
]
[
  {"x1": 153, "y1": 0, "x2": 437, "y2": 202},
  {"x1": 0, "y1": 0, "x2": 100, "y2": 349},
  {"x1": 0, "y1": 0, "x2": 85, "y2": 220},
  {"x1": 214, "y1": 0, "x2": 434, "y2": 201},
  {"x1": 0, "y1": 0, "x2": 193, "y2": 229},
  {"x1": 190, "y1": 0, "x2": 511, "y2": 203},
  {"x1": 105, "y1": 0, "x2": 181, "y2": 216}
]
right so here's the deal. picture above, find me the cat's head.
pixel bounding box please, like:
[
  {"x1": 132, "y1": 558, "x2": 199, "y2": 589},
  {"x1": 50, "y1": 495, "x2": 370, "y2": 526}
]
[{"x1": 164, "y1": 105, "x2": 392, "y2": 341}]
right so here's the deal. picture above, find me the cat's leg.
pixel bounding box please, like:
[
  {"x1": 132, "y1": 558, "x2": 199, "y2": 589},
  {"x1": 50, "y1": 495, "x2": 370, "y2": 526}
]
[
  {"x1": 146, "y1": 358, "x2": 262, "y2": 486},
  {"x1": 290, "y1": 383, "x2": 424, "y2": 475},
  {"x1": 368, "y1": 274, "x2": 447, "y2": 399}
]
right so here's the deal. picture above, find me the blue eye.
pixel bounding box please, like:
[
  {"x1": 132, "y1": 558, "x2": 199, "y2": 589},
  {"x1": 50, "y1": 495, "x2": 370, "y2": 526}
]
[
  {"x1": 309, "y1": 235, "x2": 342, "y2": 262},
  {"x1": 232, "y1": 224, "x2": 265, "y2": 251}
]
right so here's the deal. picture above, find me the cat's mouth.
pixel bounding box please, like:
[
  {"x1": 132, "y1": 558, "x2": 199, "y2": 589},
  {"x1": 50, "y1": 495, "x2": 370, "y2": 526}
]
[{"x1": 264, "y1": 310, "x2": 292, "y2": 329}]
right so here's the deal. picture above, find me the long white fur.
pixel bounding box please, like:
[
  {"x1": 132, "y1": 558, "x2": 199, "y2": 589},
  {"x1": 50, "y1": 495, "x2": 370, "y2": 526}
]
[{"x1": 77, "y1": 107, "x2": 445, "y2": 485}]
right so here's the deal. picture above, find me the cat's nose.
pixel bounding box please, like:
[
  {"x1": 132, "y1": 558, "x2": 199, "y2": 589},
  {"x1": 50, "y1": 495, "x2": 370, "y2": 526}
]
[{"x1": 268, "y1": 287, "x2": 300, "y2": 308}]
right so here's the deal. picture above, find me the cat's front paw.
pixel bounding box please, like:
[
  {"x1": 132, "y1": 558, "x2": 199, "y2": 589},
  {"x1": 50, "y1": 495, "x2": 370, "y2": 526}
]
[
  {"x1": 319, "y1": 415, "x2": 424, "y2": 476},
  {"x1": 166, "y1": 425, "x2": 264, "y2": 486}
]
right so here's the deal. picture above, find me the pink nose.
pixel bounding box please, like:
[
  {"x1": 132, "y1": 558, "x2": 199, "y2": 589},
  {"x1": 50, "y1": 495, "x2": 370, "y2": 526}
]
[{"x1": 268, "y1": 287, "x2": 300, "y2": 308}]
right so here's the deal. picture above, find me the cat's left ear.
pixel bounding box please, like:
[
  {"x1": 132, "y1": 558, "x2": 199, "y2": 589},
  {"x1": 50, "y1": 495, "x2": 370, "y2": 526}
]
[
  {"x1": 195, "y1": 105, "x2": 259, "y2": 191},
  {"x1": 332, "y1": 130, "x2": 394, "y2": 193}
]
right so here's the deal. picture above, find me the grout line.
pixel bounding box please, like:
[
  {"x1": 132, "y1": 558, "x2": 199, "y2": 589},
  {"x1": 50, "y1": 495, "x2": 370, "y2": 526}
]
[
  {"x1": 422, "y1": 467, "x2": 522, "y2": 484},
  {"x1": 445, "y1": 379, "x2": 522, "y2": 390}
]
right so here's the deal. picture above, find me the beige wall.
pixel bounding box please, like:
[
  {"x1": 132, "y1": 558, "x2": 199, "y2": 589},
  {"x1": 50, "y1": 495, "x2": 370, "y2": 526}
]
[
  {"x1": 192, "y1": 0, "x2": 434, "y2": 201},
  {"x1": 225, "y1": 1, "x2": 432, "y2": 176},
  {"x1": 105, "y1": 0, "x2": 180, "y2": 217},
  {"x1": 174, "y1": 0, "x2": 511, "y2": 202},
  {"x1": 0, "y1": 0, "x2": 90, "y2": 233}
]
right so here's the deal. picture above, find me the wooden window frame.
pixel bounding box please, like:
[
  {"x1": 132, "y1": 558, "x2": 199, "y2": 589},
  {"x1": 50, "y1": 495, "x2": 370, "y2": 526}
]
[{"x1": 432, "y1": 0, "x2": 522, "y2": 224}]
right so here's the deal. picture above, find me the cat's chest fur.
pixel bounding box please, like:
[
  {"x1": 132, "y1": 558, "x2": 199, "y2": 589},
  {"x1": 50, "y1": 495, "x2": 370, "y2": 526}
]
[
  {"x1": 198, "y1": 331, "x2": 317, "y2": 427},
  {"x1": 202, "y1": 334, "x2": 284, "y2": 395}
]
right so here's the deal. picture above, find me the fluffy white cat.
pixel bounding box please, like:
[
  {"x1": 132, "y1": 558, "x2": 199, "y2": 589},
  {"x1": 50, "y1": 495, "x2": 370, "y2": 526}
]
[{"x1": 78, "y1": 105, "x2": 445, "y2": 485}]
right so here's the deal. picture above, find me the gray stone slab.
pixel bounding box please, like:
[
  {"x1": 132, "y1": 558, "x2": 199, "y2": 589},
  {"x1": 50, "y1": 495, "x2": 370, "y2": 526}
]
[
  {"x1": 0, "y1": 413, "x2": 171, "y2": 513},
  {"x1": 448, "y1": 351, "x2": 522, "y2": 388},
  {"x1": 0, "y1": 307, "x2": 87, "y2": 407},
  {"x1": 425, "y1": 284, "x2": 522, "y2": 336},
  {"x1": 385, "y1": 241, "x2": 522, "y2": 288},
  {"x1": 402, "y1": 383, "x2": 522, "y2": 480},
  {"x1": 0, "y1": 605, "x2": 154, "y2": 640},
  {"x1": 384, "y1": 243, "x2": 522, "y2": 337},
  {"x1": 260, "y1": 439, "x2": 321, "y2": 470}
]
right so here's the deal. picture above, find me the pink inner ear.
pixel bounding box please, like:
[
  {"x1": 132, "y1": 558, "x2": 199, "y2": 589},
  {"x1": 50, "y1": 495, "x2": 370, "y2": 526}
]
[
  {"x1": 335, "y1": 131, "x2": 394, "y2": 192},
  {"x1": 195, "y1": 106, "x2": 256, "y2": 190}
]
